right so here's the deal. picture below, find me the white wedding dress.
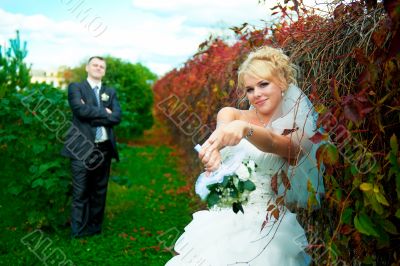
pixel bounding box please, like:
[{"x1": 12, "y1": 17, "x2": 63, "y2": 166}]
[
  {"x1": 166, "y1": 84, "x2": 324, "y2": 266},
  {"x1": 166, "y1": 139, "x2": 311, "y2": 266}
]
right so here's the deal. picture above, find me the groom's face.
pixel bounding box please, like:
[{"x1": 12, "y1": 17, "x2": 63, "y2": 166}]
[{"x1": 86, "y1": 58, "x2": 106, "y2": 81}]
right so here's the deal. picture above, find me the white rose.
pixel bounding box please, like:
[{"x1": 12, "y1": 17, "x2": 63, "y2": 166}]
[
  {"x1": 235, "y1": 163, "x2": 250, "y2": 181},
  {"x1": 247, "y1": 160, "x2": 256, "y2": 172},
  {"x1": 101, "y1": 93, "x2": 109, "y2": 101},
  {"x1": 240, "y1": 190, "x2": 250, "y2": 201}
]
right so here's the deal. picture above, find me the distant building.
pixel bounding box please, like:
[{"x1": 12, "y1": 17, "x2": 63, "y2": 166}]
[{"x1": 30, "y1": 68, "x2": 66, "y2": 89}]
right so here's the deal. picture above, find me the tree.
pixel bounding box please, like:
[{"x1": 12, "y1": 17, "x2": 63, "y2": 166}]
[
  {"x1": 0, "y1": 30, "x2": 30, "y2": 98},
  {"x1": 0, "y1": 32, "x2": 71, "y2": 230}
]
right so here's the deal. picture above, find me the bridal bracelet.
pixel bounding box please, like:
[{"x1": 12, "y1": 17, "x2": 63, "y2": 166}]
[{"x1": 245, "y1": 123, "x2": 254, "y2": 139}]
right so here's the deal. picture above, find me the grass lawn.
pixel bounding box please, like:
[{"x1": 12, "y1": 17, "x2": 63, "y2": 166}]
[{"x1": 0, "y1": 143, "x2": 200, "y2": 265}]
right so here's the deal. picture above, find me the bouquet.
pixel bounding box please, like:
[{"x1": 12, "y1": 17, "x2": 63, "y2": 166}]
[{"x1": 196, "y1": 159, "x2": 257, "y2": 213}]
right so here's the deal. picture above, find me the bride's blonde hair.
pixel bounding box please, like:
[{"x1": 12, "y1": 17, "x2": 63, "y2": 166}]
[{"x1": 238, "y1": 46, "x2": 297, "y2": 92}]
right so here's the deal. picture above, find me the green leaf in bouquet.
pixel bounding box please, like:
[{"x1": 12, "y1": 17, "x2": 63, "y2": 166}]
[
  {"x1": 222, "y1": 175, "x2": 232, "y2": 187},
  {"x1": 206, "y1": 182, "x2": 220, "y2": 191},
  {"x1": 206, "y1": 191, "x2": 220, "y2": 207},
  {"x1": 230, "y1": 187, "x2": 238, "y2": 198},
  {"x1": 232, "y1": 202, "x2": 244, "y2": 214},
  {"x1": 243, "y1": 180, "x2": 256, "y2": 191},
  {"x1": 237, "y1": 181, "x2": 244, "y2": 193}
]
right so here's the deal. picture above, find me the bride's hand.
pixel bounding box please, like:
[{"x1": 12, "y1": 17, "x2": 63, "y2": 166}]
[
  {"x1": 208, "y1": 120, "x2": 247, "y2": 149},
  {"x1": 199, "y1": 120, "x2": 247, "y2": 173},
  {"x1": 200, "y1": 149, "x2": 222, "y2": 174}
]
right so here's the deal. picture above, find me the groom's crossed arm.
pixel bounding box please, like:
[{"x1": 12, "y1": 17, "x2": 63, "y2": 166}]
[
  {"x1": 68, "y1": 83, "x2": 109, "y2": 120},
  {"x1": 90, "y1": 90, "x2": 122, "y2": 127}
]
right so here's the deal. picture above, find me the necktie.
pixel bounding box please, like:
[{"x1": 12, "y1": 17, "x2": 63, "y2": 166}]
[
  {"x1": 94, "y1": 86, "x2": 100, "y2": 105},
  {"x1": 94, "y1": 86, "x2": 103, "y2": 141}
]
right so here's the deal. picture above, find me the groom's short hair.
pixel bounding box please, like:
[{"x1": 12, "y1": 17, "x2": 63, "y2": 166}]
[{"x1": 88, "y1": 56, "x2": 105, "y2": 64}]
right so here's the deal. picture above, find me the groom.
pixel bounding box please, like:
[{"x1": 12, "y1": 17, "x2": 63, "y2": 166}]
[{"x1": 61, "y1": 56, "x2": 122, "y2": 238}]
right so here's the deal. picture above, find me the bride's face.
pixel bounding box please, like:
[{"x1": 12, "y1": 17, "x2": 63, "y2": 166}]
[{"x1": 244, "y1": 74, "x2": 283, "y2": 116}]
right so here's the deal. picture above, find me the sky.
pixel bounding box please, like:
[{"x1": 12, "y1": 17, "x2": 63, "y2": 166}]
[{"x1": 0, "y1": 0, "x2": 318, "y2": 76}]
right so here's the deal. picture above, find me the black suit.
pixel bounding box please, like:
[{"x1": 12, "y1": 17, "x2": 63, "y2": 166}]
[{"x1": 61, "y1": 80, "x2": 122, "y2": 237}]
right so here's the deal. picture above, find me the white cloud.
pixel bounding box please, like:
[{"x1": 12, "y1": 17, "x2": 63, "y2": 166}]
[
  {"x1": 131, "y1": 0, "x2": 271, "y2": 26},
  {"x1": 0, "y1": 7, "x2": 223, "y2": 75},
  {"x1": 0, "y1": 0, "x2": 327, "y2": 76}
]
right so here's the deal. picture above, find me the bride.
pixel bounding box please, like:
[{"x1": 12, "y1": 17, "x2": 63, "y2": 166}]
[{"x1": 166, "y1": 46, "x2": 325, "y2": 266}]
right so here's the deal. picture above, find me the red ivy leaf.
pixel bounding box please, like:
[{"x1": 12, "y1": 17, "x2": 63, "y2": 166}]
[
  {"x1": 309, "y1": 80, "x2": 320, "y2": 102},
  {"x1": 316, "y1": 143, "x2": 339, "y2": 169},
  {"x1": 282, "y1": 127, "x2": 299, "y2": 136},
  {"x1": 309, "y1": 131, "x2": 328, "y2": 144},
  {"x1": 353, "y1": 48, "x2": 369, "y2": 66},
  {"x1": 260, "y1": 220, "x2": 267, "y2": 232},
  {"x1": 271, "y1": 173, "x2": 278, "y2": 194},
  {"x1": 271, "y1": 5, "x2": 279, "y2": 10},
  {"x1": 388, "y1": 30, "x2": 400, "y2": 59},
  {"x1": 343, "y1": 99, "x2": 364, "y2": 123},
  {"x1": 276, "y1": 196, "x2": 285, "y2": 206},
  {"x1": 342, "y1": 92, "x2": 373, "y2": 123},
  {"x1": 267, "y1": 204, "x2": 275, "y2": 212},
  {"x1": 384, "y1": 0, "x2": 400, "y2": 21},
  {"x1": 340, "y1": 224, "x2": 354, "y2": 235},
  {"x1": 272, "y1": 208, "x2": 280, "y2": 220},
  {"x1": 329, "y1": 77, "x2": 341, "y2": 102},
  {"x1": 372, "y1": 29, "x2": 386, "y2": 48},
  {"x1": 358, "y1": 69, "x2": 370, "y2": 90},
  {"x1": 333, "y1": 125, "x2": 351, "y2": 146},
  {"x1": 281, "y1": 170, "x2": 291, "y2": 190},
  {"x1": 317, "y1": 110, "x2": 339, "y2": 131},
  {"x1": 333, "y1": 3, "x2": 346, "y2": 19}
]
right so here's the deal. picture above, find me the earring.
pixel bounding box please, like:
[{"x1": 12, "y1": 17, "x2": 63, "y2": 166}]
[{"x1": 281, "y1": 91, "x2": 285, "y2": 97}]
